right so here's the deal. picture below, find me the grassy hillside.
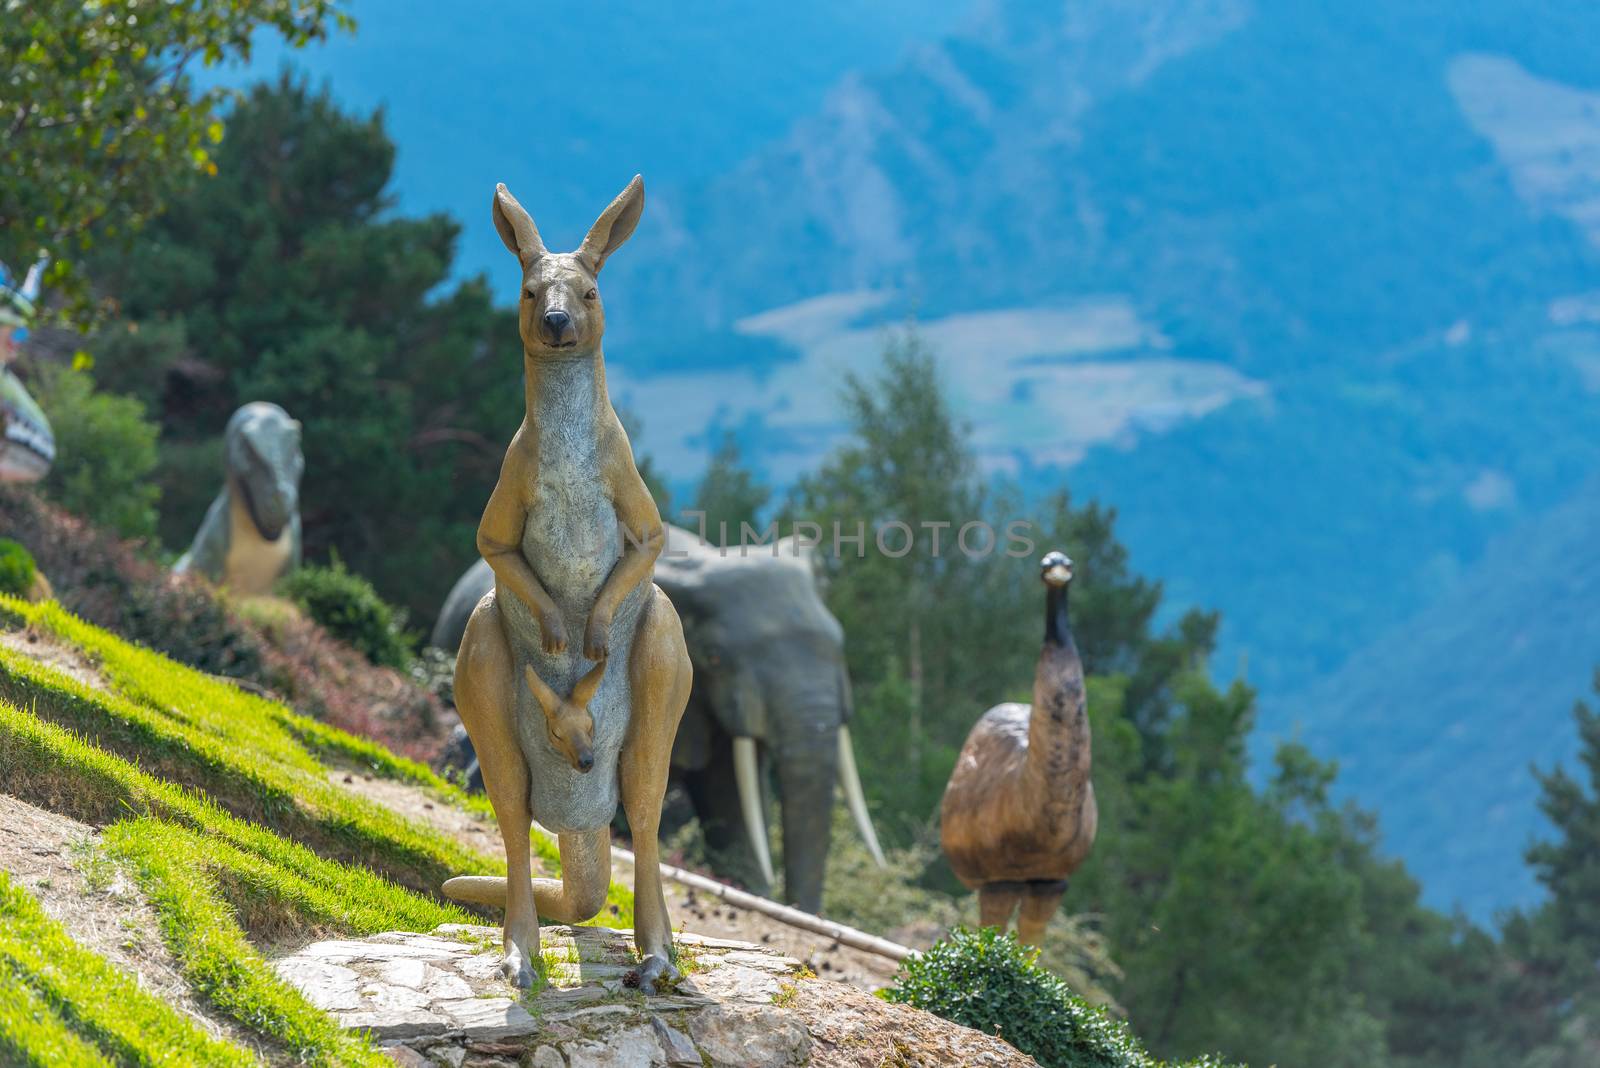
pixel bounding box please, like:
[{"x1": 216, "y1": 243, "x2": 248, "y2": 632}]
[{"x1": 0, "y1": 595, "x2": 632, "y2": 1065}]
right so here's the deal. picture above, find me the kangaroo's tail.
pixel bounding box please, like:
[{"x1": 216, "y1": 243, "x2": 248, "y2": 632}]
[{"x1": 441, "y1": 875, "x2": 509, "y2": 907}]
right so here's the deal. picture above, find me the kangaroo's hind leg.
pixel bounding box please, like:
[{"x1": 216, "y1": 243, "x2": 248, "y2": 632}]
[
  {"x1": 619, "y1": 585, "x2": 692, "y2": 993},
  {"x1": 449, "y1": 594, "x2": 540, "y2": 987}
]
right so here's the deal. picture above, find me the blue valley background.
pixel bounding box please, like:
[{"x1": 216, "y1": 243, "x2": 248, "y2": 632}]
[{"x1": 227, "y1": 0, "x2": 1600, "y2": 921}]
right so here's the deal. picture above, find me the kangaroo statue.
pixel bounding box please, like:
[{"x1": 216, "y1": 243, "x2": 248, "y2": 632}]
[{"x1": 440, "y1": 176, "x2": 692, "y2": 994}]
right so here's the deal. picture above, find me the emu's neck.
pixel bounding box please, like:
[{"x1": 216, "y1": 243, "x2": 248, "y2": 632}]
[{"x1": 1024, "y1": 583, "x2": 1091, "y2": 808}]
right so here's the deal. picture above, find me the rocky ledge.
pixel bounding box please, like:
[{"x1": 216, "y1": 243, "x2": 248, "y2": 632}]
[{"x1": 274, "y1": 924, "x2": 1036, "y2": 1067}]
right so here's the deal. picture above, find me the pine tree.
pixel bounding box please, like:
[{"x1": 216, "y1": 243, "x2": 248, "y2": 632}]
[{"x1": 687, "y1": 432, "x2": 769, "y2": 545}]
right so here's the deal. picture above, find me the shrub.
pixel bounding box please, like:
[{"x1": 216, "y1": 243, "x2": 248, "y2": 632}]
[
  {"x1": 30, "y1": 363, "x2": 162, "y2": 539},
  {"x1": 884, "y1": 926, "x2": 1239, "y2": 1068},
  {"x1": 279, "y1": 558, "x2": 413, "y2": 669},
  {"x1": 0, "y1": 538, "x2": 35, "y2": 597}
]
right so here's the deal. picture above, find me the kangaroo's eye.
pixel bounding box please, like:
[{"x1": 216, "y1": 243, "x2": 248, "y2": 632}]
[
  {"x1": 584, "y1": 288, "x2": 598, "y2": 301},
  {"x1": 524, "y1": 287, "x2": 538, "y2": 301}
]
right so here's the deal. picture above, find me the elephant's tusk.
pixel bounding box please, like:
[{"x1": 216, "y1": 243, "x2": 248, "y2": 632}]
[
  {"x1": 732, "y1": 736, "x2": 777, "y2": 888},
  {"x1": 837, "y1": 726, "x2": 887, "y2": 868}
]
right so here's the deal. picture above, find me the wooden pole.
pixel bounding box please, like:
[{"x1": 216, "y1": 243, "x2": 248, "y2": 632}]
[{"x1": 610, "y1": 843, "x2": 917, "y2": 962}]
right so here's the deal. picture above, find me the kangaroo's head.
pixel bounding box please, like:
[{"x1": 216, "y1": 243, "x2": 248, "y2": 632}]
[
  {"x1": 523, "y1": 660, "x2": 606, "y2": 773},
  {"x1": 492, "y1": 177, "x2": 644, "y2": 357}
]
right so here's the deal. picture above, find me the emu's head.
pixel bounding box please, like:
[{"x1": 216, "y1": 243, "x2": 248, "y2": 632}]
[
  {"x1": 522, "y1": 659, "x2": 606, "y2": 773},
  {"x1": 491, "y1": 177, "x2": 644, "y2": 357}
]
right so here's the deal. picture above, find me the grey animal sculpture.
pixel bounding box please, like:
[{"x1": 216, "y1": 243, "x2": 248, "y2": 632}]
[
  {"x1": 175, "y1": 403, "x2": 304, "y2": 595},
  {"x1": 431, "y1": 524, "x2": 885, "y2": 913}
]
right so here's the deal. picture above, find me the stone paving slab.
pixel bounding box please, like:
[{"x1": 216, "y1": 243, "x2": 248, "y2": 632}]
[{"x1": 272, "y1": 923, "x2": 815, "y2": 1067}]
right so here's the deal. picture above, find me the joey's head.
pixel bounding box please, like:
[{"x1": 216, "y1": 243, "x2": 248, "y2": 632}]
[
  {"x1": 523, "y1": 660, "x2": 606, "y2": 773},
  {"x1": 491, "y1": 177, "x2": 644, "y2": 357}
]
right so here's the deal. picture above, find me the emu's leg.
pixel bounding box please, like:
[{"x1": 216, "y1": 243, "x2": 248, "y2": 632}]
[
  {"x1": 978, "y1": 882, "x2": 1024, "y2": 934},
  {"x1": 1017, "y1": 879, "x2": 1068, "y2": 946},
  {"x1": 451, "y1": 596, "x2": 539, "y2": 987},
  {"x1": 619, "y1": 587, "x2": 692, "y2": 993}
]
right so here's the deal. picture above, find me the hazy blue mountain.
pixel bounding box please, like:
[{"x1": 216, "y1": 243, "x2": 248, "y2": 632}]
[
  {"x1": 1260, "y1": 476, "x2": 1600, "y2": 920},
  {"x1": 214, "y1": 0, "x2": 1600, "y2": 916},
  {"x1": 597, "y1": 0, "x2": 1600, "y2": 918}
]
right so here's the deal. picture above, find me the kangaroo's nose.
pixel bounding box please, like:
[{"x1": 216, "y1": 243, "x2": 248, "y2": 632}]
[
  {"x1": 576, "y1": 751, "x2": 594, "y2": 772},
  {"x1": 542, "y1": 310, "x2": 572, "y2": 344}
]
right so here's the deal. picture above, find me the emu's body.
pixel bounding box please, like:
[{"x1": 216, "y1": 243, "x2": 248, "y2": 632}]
[{"x1": 940, "y1": 560, "x2": 1097, "y2": 944}]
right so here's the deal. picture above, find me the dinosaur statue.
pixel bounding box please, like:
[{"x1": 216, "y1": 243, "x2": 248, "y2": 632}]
[
  {"x1": 431, "y1": 525, "x2": 887, "y2": 914},
  {"x1": 0, "y1": 258, "x2": 56, "y2": 484},
  {"x1": 438, "y1": 177, "x2": 692, "y2": 995},
  {"x1": 174, "y1": 402, "x2": 304, "y2": 595},
  {"x1": 940, "y1": 550, "x2": 1098, "y2": 945}
]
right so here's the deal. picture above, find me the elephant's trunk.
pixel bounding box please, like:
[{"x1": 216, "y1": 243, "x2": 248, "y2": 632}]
[{"x1": 775, "y1": 715, "x2": 839, "y2": 914}]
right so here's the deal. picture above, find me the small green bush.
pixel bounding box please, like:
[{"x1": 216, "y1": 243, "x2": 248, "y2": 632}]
[
  {"x1": 885, "y1": 927, "x2": 1240, "y2": 1068},
  {"x1": 0, "y1": 538, "x2": 35, "y2": 597},
  {"x1": 30, "y1": 364, "x2": 162, "y2": 540},
  {"x1": 278, "y1": 557, "x2": 412, "y2": 669}
]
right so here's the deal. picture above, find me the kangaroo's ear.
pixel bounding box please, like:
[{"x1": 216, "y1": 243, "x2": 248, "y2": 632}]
[
  {"x1": 571, "y1": 658, "x2": 608, "y2": 707},
  {"x1": 577, "y1": 175, "x2": 644, "y2": 274},
  {"x1": 493, "y1": 184, "x2": 545, "y2": 265},
  {"x1": 523, "y1": 665, "x2": 560, "y2": 718}
]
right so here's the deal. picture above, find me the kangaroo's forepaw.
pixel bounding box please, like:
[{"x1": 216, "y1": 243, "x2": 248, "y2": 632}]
[
  {"x1": 501, "y1": 951, "x2": 535, "y2": 989},
  {"x1": 539, "y1": 618, "x2": 568, "y2": 655},
  {"x1": 582, "y1": 611, "x2": 611, "y2": 660},
  {"x1": 636, "y1": 953, "x2": 678, "y2": 995}
]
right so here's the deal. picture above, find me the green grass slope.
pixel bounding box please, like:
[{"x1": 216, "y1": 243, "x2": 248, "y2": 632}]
[{"x1": 0, "y1": 595, "x2": 631, "y2": 1065}]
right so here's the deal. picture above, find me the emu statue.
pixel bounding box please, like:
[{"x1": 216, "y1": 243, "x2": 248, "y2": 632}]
[{"x1": 940, "y1": 550, "x2": 1097, "y2": 944}]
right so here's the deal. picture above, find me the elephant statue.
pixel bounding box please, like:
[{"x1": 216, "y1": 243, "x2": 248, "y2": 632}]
[{"x1": 430, "y1": 524, "x2": 885, "y2": 913}]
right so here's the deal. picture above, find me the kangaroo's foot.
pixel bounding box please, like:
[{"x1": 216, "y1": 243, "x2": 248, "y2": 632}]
[{"x1": 636, "y1": 952, "x2": 679, "y2": 996}]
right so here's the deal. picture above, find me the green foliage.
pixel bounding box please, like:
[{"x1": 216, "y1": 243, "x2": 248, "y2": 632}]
[
  {"x1": 791, "y1": 330, "x2": 1514, "y2": 1067},
  {"x1": 0, "y1": 870, "x2": 253, "y2": 1067},
  {"x1": 0, "y1": 537, "x2": 35, "y2": 597},
  {"x1": 0, "y1": 0, "x2": 349, "y2": 325},
  {"x1": 886, "y1": 927, "x2": 1237, "y2": 1068},
  {"x1": 787, "y1": 329, "x2": 1217, "y2": 830},
  {"x1": 28, "y1": 364, "x2": 161, "y2": 539},
  {"x1": 687, "y1": 431, "x2": 770, "y2": 544},
  {"x1": 278, "y1": 557, "x2": 413, "y2": 668},
  {"x1": 93, "y1": 76, "x2": 523, "y2": 618}
]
